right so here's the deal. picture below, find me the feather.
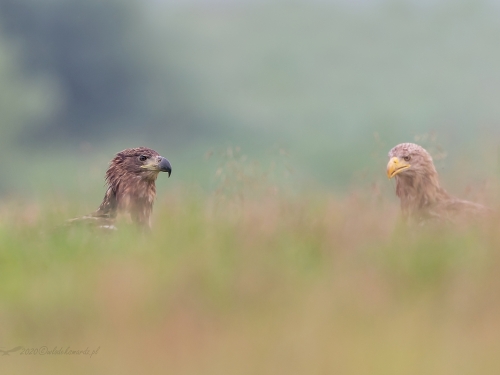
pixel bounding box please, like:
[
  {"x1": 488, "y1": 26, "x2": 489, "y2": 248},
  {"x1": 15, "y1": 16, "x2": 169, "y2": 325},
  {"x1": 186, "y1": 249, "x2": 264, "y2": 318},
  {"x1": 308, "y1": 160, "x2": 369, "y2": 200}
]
[
  {"x1": 387, "y1": 143, "x2": 489, "y2": 226},
  {"x1": 68, "y1": 147, "x2": 171, "y2": 229}
]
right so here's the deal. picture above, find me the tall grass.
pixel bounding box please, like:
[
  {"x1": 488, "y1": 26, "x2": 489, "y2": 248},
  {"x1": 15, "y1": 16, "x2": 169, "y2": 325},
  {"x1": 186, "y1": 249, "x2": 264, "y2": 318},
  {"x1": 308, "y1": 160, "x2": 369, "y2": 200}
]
[{"x1": 0, "y1": 158, "x2": 499, "y2": 374}]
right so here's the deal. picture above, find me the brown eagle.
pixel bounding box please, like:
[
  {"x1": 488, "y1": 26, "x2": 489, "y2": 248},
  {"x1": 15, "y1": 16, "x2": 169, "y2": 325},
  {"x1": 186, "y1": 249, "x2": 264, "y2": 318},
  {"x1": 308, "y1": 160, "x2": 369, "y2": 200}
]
[
  {"x1": 387, "y1": 143, "x2": 488, "y2": 226},
  {"x1": 68, "y1": 147, "x2": 171, "y2": 229}
]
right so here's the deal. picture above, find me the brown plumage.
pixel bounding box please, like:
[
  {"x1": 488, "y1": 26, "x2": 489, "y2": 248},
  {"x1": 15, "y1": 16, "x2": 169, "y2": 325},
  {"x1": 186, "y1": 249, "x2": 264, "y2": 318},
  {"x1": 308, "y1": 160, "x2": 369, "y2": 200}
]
[
  {"x1": 387, "y1": 143, "x2": 489, "y2": 226},
  {"x1": 69, "y1": 147, "x2": 171, "y2": 229}
]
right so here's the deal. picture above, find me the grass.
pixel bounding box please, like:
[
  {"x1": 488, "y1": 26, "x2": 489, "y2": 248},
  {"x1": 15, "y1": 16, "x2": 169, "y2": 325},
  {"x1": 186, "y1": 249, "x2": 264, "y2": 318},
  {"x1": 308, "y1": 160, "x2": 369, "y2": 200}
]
[{"x1": 0, "y1": 176, "x2": 500, "y2": 374}]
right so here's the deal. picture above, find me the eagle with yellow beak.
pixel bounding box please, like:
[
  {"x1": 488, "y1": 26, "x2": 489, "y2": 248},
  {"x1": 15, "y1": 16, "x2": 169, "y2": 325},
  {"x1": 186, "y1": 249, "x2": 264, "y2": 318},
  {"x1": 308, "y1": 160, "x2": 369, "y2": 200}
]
[
  {"x1": 68, "y1": 147, "x2": 172, "y2": 229},
  {"x1": 387, "y1": 143, "x2": 488, "y2": 226}
]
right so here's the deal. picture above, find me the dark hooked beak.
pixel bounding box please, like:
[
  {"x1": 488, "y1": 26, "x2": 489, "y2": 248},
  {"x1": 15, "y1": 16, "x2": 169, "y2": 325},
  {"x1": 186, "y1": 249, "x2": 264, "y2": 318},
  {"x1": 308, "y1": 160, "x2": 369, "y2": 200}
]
[{"x1": 158, "y1": 157, "x2": 172, "y2": 177}]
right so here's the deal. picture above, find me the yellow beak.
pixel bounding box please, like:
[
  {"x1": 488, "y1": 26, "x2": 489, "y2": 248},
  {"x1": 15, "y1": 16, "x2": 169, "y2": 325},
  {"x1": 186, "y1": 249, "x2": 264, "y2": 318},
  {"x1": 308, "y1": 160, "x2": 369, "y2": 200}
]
[{"x1": 387, "y1": 157, "x2": 410, "y2": 179}]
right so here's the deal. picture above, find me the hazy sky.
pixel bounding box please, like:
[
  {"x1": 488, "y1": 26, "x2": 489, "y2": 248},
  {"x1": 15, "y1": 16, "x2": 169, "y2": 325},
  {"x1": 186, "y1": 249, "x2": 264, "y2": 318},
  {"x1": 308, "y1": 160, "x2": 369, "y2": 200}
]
[{"x1": 151, "y1": 0, "x2": 498, "y2": 5}]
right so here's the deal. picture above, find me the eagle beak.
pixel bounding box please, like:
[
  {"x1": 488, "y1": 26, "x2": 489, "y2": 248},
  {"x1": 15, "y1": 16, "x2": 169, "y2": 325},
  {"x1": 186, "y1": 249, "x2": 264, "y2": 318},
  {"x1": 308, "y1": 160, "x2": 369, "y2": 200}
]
[
  {"x1": 158, "y1": 157, "x2": 172, "y2": 177},
  {"x1": 387, "y1": 157, "x2": 410, "y2": 179}
]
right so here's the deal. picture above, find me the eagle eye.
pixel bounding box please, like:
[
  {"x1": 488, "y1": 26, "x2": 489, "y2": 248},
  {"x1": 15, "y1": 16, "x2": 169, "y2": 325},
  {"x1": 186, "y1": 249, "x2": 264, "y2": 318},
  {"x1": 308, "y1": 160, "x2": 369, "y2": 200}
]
[
  {"x1": 138, "y1": 155, "x2": 148, "y2": 162},
  {"x1": 403, "y1": 155, "x2": 411, "y2": 162}
]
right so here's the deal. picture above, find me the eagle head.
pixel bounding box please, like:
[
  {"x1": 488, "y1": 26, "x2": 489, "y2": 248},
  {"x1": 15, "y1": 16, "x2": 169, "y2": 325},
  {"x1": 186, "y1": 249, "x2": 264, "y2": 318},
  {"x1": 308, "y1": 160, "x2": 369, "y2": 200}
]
[
  {"x1": 107, "y1": 147, "x2": 172, "y2": 185},
  {"x1": 68, "y1": 146, "x2": 172, "y2": 230},
  {"x1": 387, "y1": 142, "x2": 436, "y2": 180}
]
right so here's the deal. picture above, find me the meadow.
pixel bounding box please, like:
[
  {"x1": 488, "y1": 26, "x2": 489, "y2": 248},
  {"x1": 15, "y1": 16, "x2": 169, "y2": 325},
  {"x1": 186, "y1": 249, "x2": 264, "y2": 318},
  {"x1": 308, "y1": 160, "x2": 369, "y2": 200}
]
[
  {"x1": 1, "y1": 151, "x2": 500, "y2": 375},
  {"x1": 1, "y1": 1, "x2": 500, "y2": 373}
]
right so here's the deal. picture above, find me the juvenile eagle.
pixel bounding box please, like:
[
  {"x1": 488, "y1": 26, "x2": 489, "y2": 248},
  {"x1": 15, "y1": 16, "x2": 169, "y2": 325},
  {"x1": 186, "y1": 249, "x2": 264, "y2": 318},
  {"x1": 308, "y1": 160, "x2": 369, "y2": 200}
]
[
  {"x1": 387, "y1": 143, "x2": 488, "y2": 226},
  {"x1": 69, "y1": 147, "x2": 171, "y2": 229}
]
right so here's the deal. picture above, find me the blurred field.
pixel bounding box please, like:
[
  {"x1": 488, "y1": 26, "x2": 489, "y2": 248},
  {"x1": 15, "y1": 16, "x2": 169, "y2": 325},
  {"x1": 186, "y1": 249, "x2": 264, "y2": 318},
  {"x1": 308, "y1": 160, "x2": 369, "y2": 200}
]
[
  {"x1": 2, "y1": 1, "x2": 500, "y2": 192},
  {"x1": 1, "y1": 159, "x2": 500, "y2": 374},
  {"x1": 1, "y1": 0, "x2": 500, "y2": 373}
]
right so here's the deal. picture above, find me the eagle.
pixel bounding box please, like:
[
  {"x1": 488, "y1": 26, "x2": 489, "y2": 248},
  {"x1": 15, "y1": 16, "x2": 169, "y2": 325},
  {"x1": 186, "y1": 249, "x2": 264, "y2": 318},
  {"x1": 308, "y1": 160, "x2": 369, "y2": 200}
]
[
  {"x1": 387, "y1": 143, "x2": 489, "y2": 226},
  {"x1": 68, "y1": 147, "x2": 172, "y2": 229}
]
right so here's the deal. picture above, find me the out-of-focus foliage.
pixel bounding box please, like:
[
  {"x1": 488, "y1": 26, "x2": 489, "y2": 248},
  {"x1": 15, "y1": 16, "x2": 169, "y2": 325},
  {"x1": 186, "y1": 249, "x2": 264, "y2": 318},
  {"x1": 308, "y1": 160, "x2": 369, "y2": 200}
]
[
  {"x1": 152, "y1": 1, "x2": 500, "y2": 183},
  {"x1": 1, "y1": 3, "x2": 500, "y2": 372},
  {"x1": 0, "y1": 0, "x2": 175, "y2": 139},
  {"x1": 0, "y1": 35, "x2": 54, "y2": 149},
  {"x1": 1, "y1": 182, "x2": 500, "y2": 374},
  {"x1": 0, "y1": 0, "x2": 499, "y2": 194},
  {"x1": 0, "y1": 0, "x2": 222, "y2": 146}
]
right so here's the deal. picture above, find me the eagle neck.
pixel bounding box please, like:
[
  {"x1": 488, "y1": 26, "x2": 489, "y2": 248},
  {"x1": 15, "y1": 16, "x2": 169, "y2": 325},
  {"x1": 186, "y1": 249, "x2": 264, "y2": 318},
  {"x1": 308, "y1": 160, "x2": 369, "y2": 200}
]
[
  {"x1": 395, "y1": 168, "x2": 449, "y2": 220},
  {"x1": 110, "y1": 173, "x2": 157, "y2": 227}
]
